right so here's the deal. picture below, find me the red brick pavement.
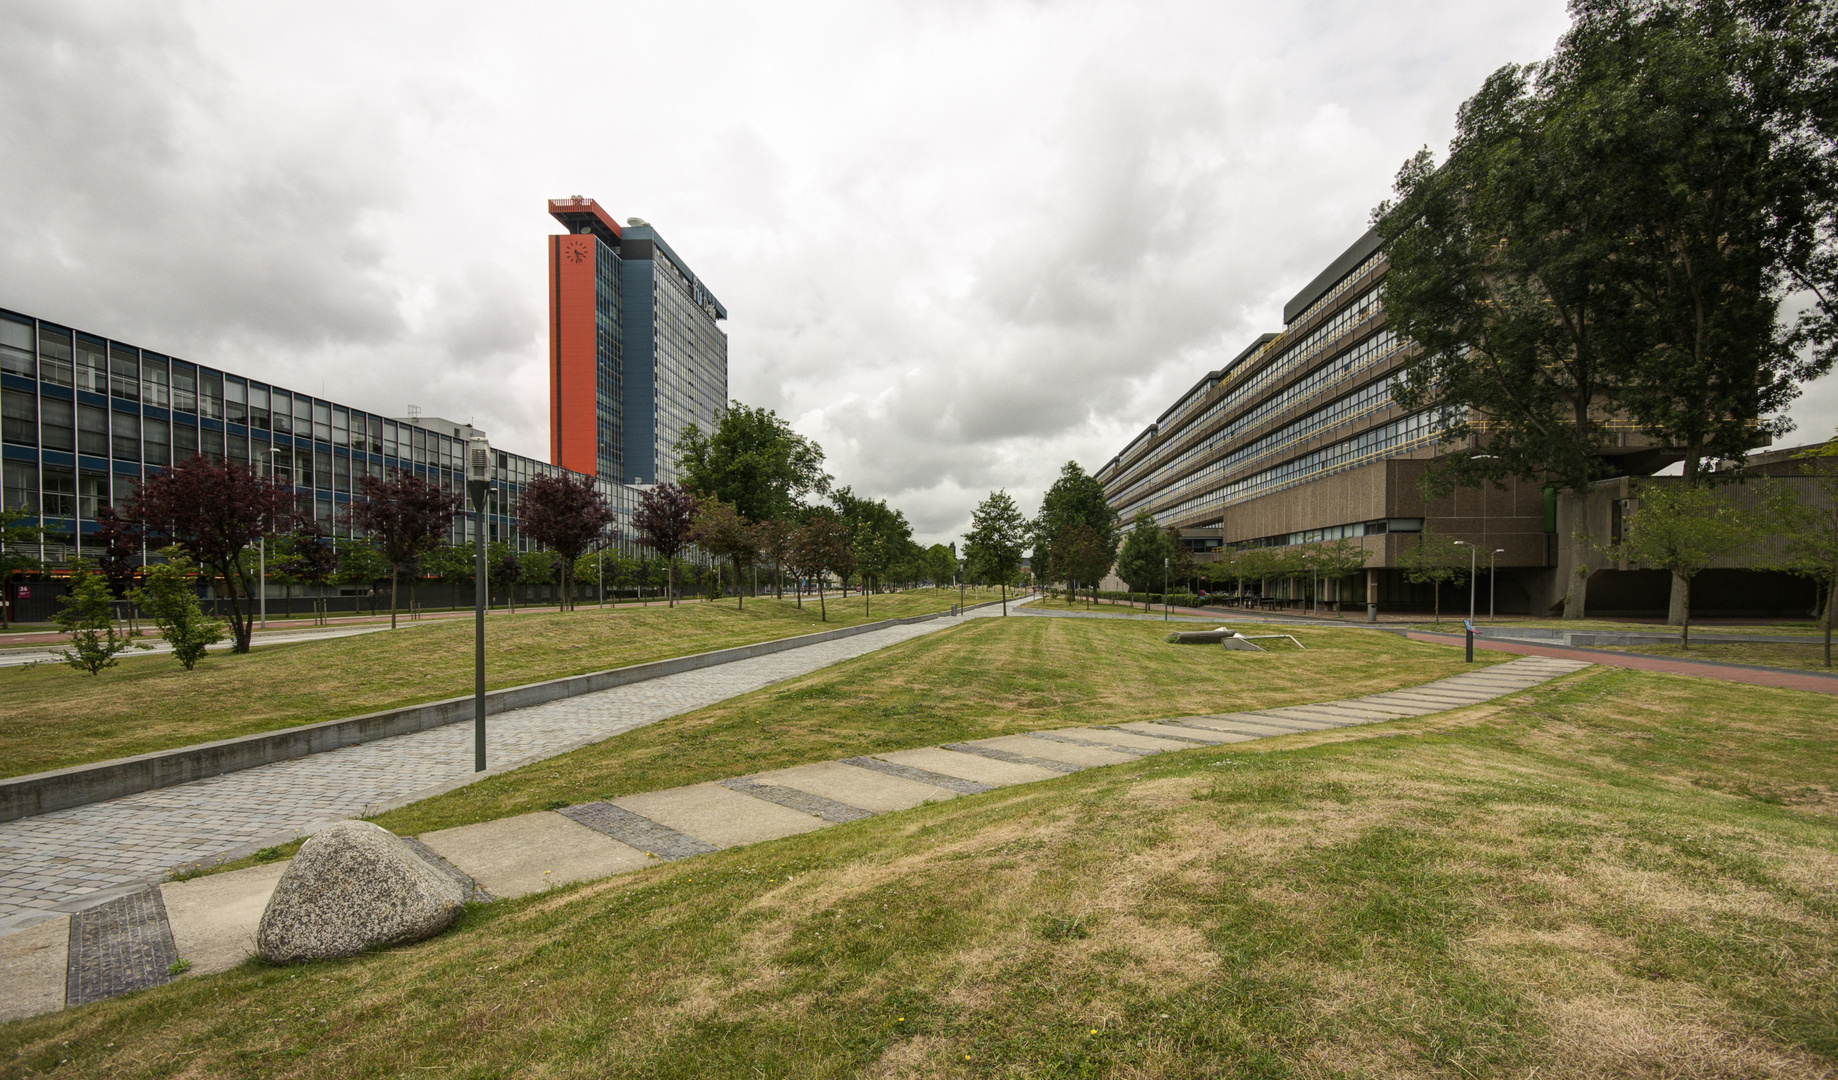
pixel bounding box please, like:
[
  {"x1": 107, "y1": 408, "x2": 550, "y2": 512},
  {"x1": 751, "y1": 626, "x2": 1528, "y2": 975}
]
[{"x1": 1403, "y1": 629, "x2": 1838, "y2": 695}]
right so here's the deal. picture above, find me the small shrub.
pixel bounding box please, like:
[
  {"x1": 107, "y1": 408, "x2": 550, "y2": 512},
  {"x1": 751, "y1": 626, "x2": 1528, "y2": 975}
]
[
  {"x1": 131, "y1": 545, "x2": 226, "y2": 670},
  {"x1": 54, "y1": 559, "x2": 137, "y2": 676}
]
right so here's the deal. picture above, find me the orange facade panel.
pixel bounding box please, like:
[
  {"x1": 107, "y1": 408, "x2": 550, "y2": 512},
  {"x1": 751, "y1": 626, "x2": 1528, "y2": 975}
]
[{"x1": 549, "y1": 233, "x2": 601, "y2": 477}]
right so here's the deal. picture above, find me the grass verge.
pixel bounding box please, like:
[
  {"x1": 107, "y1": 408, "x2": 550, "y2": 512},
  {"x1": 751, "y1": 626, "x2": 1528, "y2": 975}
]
[
  {"x1": 369, "y1": 616, "x2": 1500, "y2": 838},
  {"x1": 0, "y1": 588, "x2": 1004, "y2": 778},
  {"x1": 4, "y1": 665, "x2": 1834, "y2": 1077}
]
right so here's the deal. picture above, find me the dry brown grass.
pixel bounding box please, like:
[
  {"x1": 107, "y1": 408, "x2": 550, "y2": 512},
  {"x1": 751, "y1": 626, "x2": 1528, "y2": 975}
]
[{"x1": 5, "y1": 665, "x2": 1836, "y2": 1078}]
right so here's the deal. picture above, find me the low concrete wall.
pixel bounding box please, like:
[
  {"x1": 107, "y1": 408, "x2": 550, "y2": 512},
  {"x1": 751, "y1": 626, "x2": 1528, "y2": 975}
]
[{"x1": 0, "y1": 597, "x2": 1012, "y2": 823}]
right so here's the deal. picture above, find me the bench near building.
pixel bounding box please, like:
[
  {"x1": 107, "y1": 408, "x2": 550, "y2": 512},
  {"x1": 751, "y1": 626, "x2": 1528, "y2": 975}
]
[{"x1": 1094, "y1": 229, "x2": 1825, "y2": 619}]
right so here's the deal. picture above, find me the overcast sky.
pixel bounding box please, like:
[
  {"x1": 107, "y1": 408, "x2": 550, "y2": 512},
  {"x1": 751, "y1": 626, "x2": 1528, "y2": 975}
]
[{"x1": 4, "y1": 0, "x2": 1833, "y2": 544}]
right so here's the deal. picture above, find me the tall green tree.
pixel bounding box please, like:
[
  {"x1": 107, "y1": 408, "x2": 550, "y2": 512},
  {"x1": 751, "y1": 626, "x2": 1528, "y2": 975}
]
[
  {"x1": 1031, "y1": 461, "x2": 1119, "y2": 590},
  {"x1": 1395, "y1": 528, "x2": 1470, "y2": 625},
  {"x1": 1054, "y1": 523, "x2": 1114, "y2": 609},
  {"x1": 789, "y1": 511, "x2": 852, "y2": 622},
  {"x1": 1771, "y1": 438, "x2": 1838, "y2": 666},
  {"x1": 964, "y1": 491, "x2": 1028, "y2": 615},
  {"x1": 674, "y1": 402, "x2": 829, "y2": 523},
  {"x1": 689, "y1": 497, "x2": 757, "y2": 610},
  {"x1": 925, "y1": 543, "x2": 959, "y2": 590},
  {"x1": 1377, "y1": 65, "x2": 1631, "y2": 621},
  {"x1": 1114, "y1": 512, "x2": 1173, "y2": 611},
  {"x1": 1617, "y1": 482, "x2": 1761, "y2": 647}
]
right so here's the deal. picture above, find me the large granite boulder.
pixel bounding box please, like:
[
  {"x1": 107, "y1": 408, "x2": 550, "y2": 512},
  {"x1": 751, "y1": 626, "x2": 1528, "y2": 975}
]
[{"x1": 257, "y1": 821, "x2": 465, "y2": 963}]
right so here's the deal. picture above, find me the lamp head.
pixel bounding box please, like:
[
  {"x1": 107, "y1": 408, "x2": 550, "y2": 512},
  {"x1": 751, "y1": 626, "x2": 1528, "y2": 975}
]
[{"x1": 467, "y1": 437, "x2": 493, "y2": 484}]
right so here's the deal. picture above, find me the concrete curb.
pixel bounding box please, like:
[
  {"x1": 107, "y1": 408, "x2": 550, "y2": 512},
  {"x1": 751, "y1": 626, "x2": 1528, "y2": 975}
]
[{"x1": 0, "y1": 596, "x2": 1014, "y2": 824}]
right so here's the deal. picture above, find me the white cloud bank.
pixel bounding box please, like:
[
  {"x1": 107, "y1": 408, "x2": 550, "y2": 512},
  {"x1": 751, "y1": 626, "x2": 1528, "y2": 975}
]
[{"x1": 5, "y1": 0, "x2": 1827, "y2": 543}]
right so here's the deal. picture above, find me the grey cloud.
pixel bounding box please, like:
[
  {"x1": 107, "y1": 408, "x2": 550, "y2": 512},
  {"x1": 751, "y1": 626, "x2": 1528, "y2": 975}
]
[{"x1": 0, "y1": 2, "x2": 407, "y2": 353}]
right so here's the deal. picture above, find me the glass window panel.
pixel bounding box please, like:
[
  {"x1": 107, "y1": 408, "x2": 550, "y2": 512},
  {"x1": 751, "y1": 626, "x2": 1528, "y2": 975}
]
[
  {"x1": 293, "y1": 395, "x2": 311, "y2": 431},
  {"x1": 312, "y1": 401, "x2": 331, "y2": 442},
  {"x1": 112, "y1": 409, "x2": 139, "y2": 460},
  {"x1": 270, "y1": 389, "x2": 291, "y2": 434},
  {"x1": 141, "y1": 356, "x2": 169, "y2": 408},
  {"x1": 367, "y1": 416, "x2": 382, "y2": 455},
  {"x1": 227, "y1": 428, "x2": 248, "y2": 465},
  {"x1": 314, "y1": 450, "x2": 331, "y2": 490},
  {"x1": 75, "y1": 335, "x2": 107, "y2": 395},
  {"x1": 78, "y1": 471, "x2": 107, "y2": 519},
  {"x1": 0, "y1": 317, "x2": 33, "y2": 378},
  {"x1": 249, "y1": 384, "x2": 270, "y2": 430},
  {"x1": 334, "y1": 451, "x2": 350, "y2": 493},
  {"x1": 198, "y1": 371, "x2": 223, "y2": 419},
  {"x1": 142, "y1": 416, "x2": 170, "y2": 466},
  {"x1": 2, "y1": 389, "x2": 36, "y2": 445},
  {"x1": 332, "y1": 406, "x2": 349, "y2": 447},
  {"x1": 225, "y1": 378, "x2": 247, "y2": 424},
  {"x1": 201, "y1": 426, "x2": 224, "y2": 461},
  {"x1": 77, "y1": 404, "x2": 108, "y2": 457},
  {"x1": 109, "y1": 346, "x2": 139, "y2": 401},
  {"x1": 40, "y1": 397, "x2": 74, "y2": 452},
  {"x1": 37, "y1": 327, "x2": 73, "y2": 387},
  {"x1": 170, "y1": 363, "x2": 197, "y2": 414},
  {"x1": 173, "y1": 419, "x2": 198, "y2": 462},
  {"x1": 41, "y1": 465, "x2": 74, "y2": 517},
  {"x1": 2, "y1": 459, "x2": 36, "y2": 512}
]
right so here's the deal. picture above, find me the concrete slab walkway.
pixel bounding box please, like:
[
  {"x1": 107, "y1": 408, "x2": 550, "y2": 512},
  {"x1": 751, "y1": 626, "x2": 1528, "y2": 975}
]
[{"x1": 0, "y1": 654, "x2": 1589, "y2": 1022}]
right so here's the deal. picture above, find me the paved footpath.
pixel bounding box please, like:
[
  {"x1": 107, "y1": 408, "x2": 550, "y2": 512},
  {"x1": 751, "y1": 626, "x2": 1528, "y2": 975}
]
[
  {"x1": 0, "y1": 606, "x2": 1011, "y2": 933},
  {"x1": 0, "y1": 653, "x2": 1591, "y2": 1020}
]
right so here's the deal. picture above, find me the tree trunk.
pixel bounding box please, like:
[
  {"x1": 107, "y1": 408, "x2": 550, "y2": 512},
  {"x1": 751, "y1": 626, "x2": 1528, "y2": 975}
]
[
  {"x1": 1562, "y1": 525, "x2": 1590, "y2": 620},
  {"x1": 389, "y1": 569, "x2": 399, "y2": 630},
  {"x1": 817, "y1": 578, "x2": 826, "y2": 622},
  {"x1": 1824, "y1": 580, "x2": 1834, "y2": 669},
  {"x1": 1001, "y1": 581, "x2": 1007, "y2": 616},
  {"x1": 1668, "y1": 569, "x2": 1691, "y2": 629}
]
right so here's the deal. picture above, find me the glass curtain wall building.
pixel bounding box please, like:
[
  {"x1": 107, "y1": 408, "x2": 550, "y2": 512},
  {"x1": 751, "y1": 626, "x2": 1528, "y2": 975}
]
[
  {"x1": 0, "y1": 308, "x2": 643, "y2": 568},
  {"x1": 546, "y1": 198, "x2": 728, "y2": 488}
]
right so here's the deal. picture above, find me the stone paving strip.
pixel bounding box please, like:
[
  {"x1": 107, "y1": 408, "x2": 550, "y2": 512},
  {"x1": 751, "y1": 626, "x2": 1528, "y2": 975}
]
[
  {"x1": 0, "y1": 605, "x2": 1014, "y2": 933},
  {"x1": 0, "y1": 654, "x2": 1589, "y2": 1022}
]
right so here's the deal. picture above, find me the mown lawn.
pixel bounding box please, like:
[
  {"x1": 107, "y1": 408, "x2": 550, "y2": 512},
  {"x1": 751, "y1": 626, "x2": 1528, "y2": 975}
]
[
  {"x1": 0, "y1": 588, "x2": 1003, "y2": 778},
  {"x1": 5, "y1": 660, "x2": 1834, "y2": 1077},
  {"x1": 370, "y1": 616, "x2": 1500, "y2": 838}
]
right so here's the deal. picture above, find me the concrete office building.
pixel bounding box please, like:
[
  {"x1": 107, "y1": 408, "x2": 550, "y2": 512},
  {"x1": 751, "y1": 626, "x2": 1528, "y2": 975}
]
[
  {"x1": 547, "y1": 197, "x2": 727, "y2": 487},
  {"x1": 1091, "y1": 228, "x2": 1810, "y2": 616}
]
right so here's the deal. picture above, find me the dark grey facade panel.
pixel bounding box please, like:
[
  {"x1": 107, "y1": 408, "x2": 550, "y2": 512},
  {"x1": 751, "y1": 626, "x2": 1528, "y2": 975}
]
[{"x1": 1282, "y1": 228, "x2": 1383, "y2": 325}]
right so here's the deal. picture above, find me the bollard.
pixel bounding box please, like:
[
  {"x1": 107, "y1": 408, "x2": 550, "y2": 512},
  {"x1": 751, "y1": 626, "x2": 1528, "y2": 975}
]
[{"x1": 1464, "y1": 619, "x2": 1474, "y2": 663}]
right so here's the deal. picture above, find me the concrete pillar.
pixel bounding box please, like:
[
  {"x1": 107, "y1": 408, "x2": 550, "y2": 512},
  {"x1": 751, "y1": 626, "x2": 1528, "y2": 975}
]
[{"x1": 1366, "y1": 568, "x2": 1379, "y2": 623}]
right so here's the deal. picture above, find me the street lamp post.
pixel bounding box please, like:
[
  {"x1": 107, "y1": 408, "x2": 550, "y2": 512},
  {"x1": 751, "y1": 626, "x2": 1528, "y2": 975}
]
[
  {"x1": 1490, "y1": 548, "x2": 1505, "y2": 622},
  {"x1": 1163, "y1": 556, "x2": 1169, "y2": 621},
  {"x1": 467, "y1": 436, "x2": 493, "y2": 772},
  {"x1": 1454, "y1": 540, "x2": 1478, "y2": 623}
]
